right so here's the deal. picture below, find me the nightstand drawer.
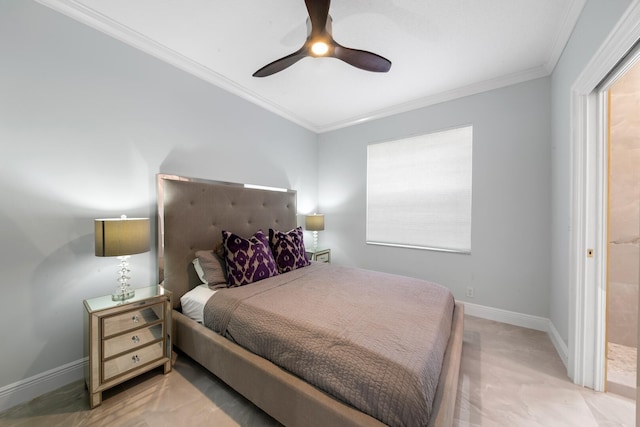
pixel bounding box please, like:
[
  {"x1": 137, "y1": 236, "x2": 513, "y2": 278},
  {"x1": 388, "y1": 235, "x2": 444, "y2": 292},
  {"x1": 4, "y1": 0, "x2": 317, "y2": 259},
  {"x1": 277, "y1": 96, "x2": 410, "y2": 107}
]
[
  {"x1": 103, "y1": 323, "x2": 163, "y2": 359},
  {"x1": 103, "y1": 341, "x2": 163, "y2": 381},
  {"x1": 307, "y1": 248, "x2": 330, "y2": 263},
  {"x1": 315, "y1": 252, "x2": 330, "y2": 263},
  {"x1": 102, "y1": 303, "x2": 164, "y2": 337}
]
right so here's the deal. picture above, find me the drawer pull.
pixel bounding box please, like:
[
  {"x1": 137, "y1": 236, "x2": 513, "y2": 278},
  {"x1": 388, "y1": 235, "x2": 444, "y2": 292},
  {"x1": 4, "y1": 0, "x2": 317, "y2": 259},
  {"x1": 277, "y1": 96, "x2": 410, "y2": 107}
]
[
  {"x1": 131, "y1": 335, "x2": 140, "y2": 344},
  {"x1": 132, "y1": 315, "x2": 139, "y2": 323},
  {"x1": 132, "y1": 355, "x2": 140, "y2": 363}
]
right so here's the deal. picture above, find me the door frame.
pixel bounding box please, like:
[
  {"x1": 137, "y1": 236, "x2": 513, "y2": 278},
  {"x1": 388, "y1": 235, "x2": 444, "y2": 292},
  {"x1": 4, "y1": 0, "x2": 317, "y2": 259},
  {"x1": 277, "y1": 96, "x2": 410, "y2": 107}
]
[{"x1": 569, "y1": 1, "x2": 640, "y2": 390}]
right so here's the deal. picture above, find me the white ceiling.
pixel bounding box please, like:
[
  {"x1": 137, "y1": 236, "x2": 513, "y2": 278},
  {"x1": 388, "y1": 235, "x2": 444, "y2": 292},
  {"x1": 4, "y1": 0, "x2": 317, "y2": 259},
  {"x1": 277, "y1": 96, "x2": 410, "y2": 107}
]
[{"x1": 37, "y1": 0, "x2": 585, "y2": 133}]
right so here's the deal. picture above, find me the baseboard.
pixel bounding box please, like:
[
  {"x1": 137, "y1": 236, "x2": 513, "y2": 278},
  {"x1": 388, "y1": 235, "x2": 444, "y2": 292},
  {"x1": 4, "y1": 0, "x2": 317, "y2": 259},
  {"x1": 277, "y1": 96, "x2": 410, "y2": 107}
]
[
  {"x1": 546, "y1": 319, "x2": 569, "y2": 369},
  {"x1": 463, "y1": 302, "x2": 569, "y2": 368},
  {"x1": 0, "y1": 358, "x2": 86, "y2": 413},
  {"x1": 463, "y1": 302, "x2": 549, "y2": 331}
]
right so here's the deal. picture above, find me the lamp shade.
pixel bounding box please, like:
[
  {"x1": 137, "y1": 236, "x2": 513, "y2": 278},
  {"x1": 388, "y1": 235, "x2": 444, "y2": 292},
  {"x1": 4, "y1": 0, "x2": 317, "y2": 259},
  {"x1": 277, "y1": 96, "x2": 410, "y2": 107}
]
[
  {"x1": 95, "y1": 217, "x2": 150, "y2": 257},
  {"x1": 305, "y1": 214, "x2": 325, "y2": 231}
]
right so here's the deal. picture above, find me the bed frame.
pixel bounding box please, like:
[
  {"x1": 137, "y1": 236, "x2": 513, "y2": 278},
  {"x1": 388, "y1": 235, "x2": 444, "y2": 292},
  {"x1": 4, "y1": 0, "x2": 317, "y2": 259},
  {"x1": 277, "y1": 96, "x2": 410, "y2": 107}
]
[{"x1": 157, "y1": 174, "x2": 464, "y2": 427}]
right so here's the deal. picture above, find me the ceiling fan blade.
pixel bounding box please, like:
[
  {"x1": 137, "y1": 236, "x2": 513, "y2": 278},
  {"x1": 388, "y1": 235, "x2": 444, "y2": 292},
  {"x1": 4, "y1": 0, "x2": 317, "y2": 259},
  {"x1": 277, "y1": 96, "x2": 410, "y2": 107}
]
[
  {"x1": 305, "y1": 0, "x2": 331, "y2": 35},
  {"x1": 333, "y1": 44, "x2": 391, "y2": 73},
  {"x1": 253, "y1": 0, "x2": 392, "y2": 77},
  {"x1": 253, "y1": 48, "x2": 308, "y2": 77}
]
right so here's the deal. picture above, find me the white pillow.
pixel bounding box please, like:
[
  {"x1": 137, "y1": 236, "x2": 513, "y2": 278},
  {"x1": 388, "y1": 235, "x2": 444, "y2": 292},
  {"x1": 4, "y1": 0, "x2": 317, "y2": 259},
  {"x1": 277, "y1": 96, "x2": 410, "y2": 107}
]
[
  {"x1": 192, "y1": 258, "x2": 207, "y2": 284},
  {"x1": 180, "y1": 284, "x2": 216, "y2": 323}
]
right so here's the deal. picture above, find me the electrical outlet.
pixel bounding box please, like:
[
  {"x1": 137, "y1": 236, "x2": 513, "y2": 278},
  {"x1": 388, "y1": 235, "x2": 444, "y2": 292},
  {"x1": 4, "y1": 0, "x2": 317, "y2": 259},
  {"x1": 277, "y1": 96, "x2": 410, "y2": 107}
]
[{"x1": 466, "y1": 287, "x2": 474, "y2": 298}]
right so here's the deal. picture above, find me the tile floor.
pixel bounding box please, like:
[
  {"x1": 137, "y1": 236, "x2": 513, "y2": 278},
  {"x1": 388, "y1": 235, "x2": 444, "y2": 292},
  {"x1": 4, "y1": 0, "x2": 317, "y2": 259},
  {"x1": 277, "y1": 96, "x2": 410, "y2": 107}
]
[
  {"x1": 607, "y1": 342, "x2": 637, "y2": 400},
  {"x1": 0, "y1": 316, "x2": 635, "y2": 426}
]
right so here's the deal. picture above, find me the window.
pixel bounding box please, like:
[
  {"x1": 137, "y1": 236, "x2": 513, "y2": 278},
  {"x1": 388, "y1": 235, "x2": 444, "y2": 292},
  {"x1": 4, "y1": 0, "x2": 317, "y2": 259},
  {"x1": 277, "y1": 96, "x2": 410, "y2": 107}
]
[{"x1": 366, "y1": 126, "x2": 472, "y2": 253}]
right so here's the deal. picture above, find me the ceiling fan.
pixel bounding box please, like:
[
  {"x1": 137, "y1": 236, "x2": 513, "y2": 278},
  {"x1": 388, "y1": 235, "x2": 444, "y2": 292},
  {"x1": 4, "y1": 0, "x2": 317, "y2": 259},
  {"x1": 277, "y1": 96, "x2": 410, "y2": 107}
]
[{"x1": 253, "y1": 0, "x2": 392, "y2": 77}]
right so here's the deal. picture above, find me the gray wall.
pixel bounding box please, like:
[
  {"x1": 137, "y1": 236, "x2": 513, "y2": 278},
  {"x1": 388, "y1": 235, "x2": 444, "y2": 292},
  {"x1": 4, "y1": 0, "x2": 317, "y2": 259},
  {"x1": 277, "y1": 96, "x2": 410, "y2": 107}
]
[
  {"x1": 318, "y1": 78, "x2": 552, "y2": 317},
  {"x1": 1, "y1": 0, "x2": 636, "y2": 401},
  {"x1": 0, "y1": 0, "x2": 317, "y2": 390},
  {"x1": 549, "y1": 0, "x2": 631, "y2": 344}
]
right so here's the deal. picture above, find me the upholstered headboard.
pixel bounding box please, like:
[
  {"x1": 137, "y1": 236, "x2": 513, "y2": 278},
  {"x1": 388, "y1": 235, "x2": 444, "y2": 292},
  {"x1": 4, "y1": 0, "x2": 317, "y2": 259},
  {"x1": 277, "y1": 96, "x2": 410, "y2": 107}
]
[{"x1": 157, "y1": 174, "x2": 297, "y2": 308}]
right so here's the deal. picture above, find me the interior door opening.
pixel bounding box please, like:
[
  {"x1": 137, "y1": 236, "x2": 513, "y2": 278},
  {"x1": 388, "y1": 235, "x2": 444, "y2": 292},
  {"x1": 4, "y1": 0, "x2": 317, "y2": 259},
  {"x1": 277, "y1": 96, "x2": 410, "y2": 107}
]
[{"x1": 604, "y1": 56, "x2": 640, "y2": 401}]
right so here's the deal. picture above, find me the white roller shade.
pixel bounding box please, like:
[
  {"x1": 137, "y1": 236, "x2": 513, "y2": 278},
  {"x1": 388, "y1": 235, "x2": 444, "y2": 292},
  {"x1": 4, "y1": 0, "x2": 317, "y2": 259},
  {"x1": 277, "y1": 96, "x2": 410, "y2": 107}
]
[{"x1": 366, "y1": 126, "x2": 473, "y2": 253}]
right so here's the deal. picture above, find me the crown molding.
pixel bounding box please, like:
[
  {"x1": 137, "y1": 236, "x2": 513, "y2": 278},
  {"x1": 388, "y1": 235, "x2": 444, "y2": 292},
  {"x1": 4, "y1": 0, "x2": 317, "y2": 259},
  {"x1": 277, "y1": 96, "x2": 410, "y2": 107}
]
[
  {"x1": 36, "y1": 0, "x2": 567, "y2": 134},
  {"x1": 316, "y1": 66, "x2": 550, "y2": 133},
  {"x1": 34, "y1": 0, "x2": 318, "y2": 131},
  {"x1": 543, "y1": 0, "x2": 586, "y2": 74}
]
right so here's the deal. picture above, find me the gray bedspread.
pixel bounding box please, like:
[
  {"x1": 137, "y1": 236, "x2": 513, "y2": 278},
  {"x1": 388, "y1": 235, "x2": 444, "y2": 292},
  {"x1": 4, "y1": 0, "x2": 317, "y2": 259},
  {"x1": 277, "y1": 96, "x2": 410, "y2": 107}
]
[{"x1": 203, "y1": 262, "x2": 454, "y2": 427}]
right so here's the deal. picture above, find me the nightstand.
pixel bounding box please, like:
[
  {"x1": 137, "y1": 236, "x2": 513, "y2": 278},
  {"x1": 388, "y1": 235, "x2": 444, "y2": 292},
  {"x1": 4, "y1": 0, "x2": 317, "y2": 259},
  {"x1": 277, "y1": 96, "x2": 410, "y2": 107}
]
[
  {"x1": 83, "y1": 285, "x2": 172, "y2": 408},
  {"x1": 306, "y1": 248, "x2": 331, "y2": 263}
]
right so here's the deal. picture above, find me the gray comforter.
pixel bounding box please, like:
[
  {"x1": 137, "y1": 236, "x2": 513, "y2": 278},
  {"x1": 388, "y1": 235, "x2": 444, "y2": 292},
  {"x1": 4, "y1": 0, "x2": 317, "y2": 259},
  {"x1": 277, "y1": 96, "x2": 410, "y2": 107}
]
[{"x1": 203, "y1": 262, "x2": 454, "y2": 427}]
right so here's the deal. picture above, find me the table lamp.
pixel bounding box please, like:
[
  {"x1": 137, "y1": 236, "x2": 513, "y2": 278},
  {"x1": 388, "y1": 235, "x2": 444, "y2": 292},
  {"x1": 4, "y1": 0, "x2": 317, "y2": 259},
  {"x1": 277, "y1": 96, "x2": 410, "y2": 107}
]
[
  {"x1": 95, "y1": 215, "x2": 150, "y2": 301},
  {"x1": 305, "y1": 213, "x2": 325, "y2": 252}
]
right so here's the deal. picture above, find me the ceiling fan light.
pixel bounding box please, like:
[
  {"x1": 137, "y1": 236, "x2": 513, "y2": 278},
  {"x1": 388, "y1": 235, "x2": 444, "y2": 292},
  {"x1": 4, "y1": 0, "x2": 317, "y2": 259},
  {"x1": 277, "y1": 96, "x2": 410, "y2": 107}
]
[{"x1": 311, "y1": 41, "x2": 329, "y2": 56}]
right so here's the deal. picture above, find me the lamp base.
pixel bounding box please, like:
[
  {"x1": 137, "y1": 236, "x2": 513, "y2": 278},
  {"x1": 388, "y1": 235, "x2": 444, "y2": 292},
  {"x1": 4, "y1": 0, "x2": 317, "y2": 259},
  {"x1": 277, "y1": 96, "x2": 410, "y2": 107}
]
[
  {"x1": 112, "y1": 288, "x2": 135, "y2": 301},
  {"x1": 112, "y1": 255, "x2": 135, "y2": 301}
]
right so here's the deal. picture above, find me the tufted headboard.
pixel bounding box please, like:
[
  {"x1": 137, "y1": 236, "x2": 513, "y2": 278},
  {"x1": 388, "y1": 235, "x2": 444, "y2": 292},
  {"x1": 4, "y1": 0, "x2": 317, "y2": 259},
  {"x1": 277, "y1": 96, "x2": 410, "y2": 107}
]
[{"x1": 157, "y1": 174, "x2": 297, "y2": 308}]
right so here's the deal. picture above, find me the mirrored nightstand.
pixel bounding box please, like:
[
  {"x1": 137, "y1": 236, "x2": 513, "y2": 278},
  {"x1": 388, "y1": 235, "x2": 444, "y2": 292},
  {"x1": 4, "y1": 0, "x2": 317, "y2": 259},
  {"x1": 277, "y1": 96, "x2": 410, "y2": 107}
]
[
  {"x1": 83, "y1": 285, "x2": 172, "y2": 408},
  {"x1": 306, "y1": 248, "x2": 331, "y2": 263}
]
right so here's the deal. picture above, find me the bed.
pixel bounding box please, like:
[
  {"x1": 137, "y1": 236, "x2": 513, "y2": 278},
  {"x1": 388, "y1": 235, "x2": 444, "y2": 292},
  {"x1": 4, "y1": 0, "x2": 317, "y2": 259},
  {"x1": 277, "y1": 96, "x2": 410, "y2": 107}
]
[{"x1": 157, "y1": 174, "x2": 464, "y2": 427}]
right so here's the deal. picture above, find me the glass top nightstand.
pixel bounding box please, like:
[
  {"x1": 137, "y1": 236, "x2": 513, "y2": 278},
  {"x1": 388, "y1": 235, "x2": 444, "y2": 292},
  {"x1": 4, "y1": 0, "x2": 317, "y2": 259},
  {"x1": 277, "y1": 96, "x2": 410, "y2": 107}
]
[
  {"x1": 306, "y1": 248, "x2": 331, "y2": 263},
  {"x1": 84, "y1": 285, "x2": 169, "y2": 312},
  {"x1": 83, "y1": 284, "x2": 172, "y2": 408}
]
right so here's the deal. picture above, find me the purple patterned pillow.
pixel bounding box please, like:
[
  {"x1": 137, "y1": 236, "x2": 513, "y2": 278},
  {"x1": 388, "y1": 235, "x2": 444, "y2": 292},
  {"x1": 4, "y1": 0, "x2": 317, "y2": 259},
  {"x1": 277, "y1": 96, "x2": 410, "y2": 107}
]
[
  {"x1": 269, "y1": 227, "x2": 310, "y2": 273},
  {"x1": 222, "y1": 229, "x2": 279, "y2": 287}
]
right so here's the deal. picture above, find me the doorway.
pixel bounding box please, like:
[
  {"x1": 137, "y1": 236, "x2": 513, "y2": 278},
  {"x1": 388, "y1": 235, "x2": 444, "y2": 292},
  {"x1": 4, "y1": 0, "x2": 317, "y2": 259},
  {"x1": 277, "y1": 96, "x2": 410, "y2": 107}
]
[
  {"x1": 569, "y1": 6, "x2": 640, "y2": 425},
  {"x1": 605, "y1": 60, "x2": 640, "y2": 399}
]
